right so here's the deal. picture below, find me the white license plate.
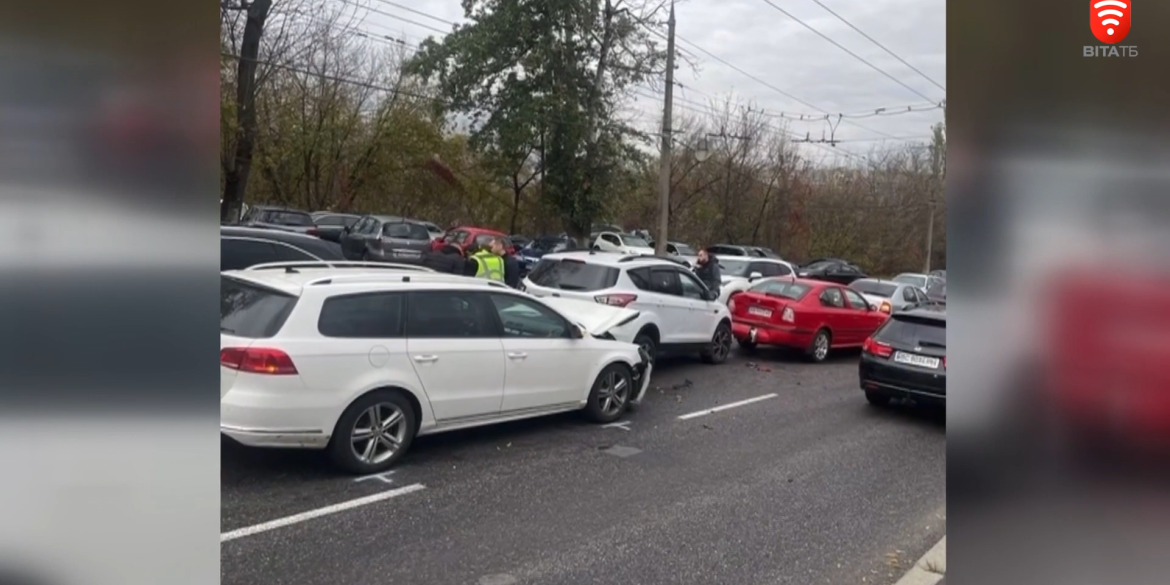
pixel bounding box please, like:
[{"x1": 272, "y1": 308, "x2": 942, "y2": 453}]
[
  {"x1": 748, "y1": 306, "x2": 772, "y2": 318},
  {"x1": 893, "y1": 351, "x2": 940, "y2": 369}
]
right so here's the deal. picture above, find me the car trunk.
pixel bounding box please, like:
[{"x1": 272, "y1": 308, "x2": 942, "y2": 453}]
[
  {"x1": 865, "y1": 315, "x2": 946, "y2": 393},
  {"x1": 220, "y1": 276, "x2": 300, "y2": 397},
  {"x1": 731, "y1": 292, "x2": 793, "y2": 326}
]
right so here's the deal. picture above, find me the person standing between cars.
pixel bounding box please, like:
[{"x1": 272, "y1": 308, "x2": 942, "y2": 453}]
[
  {"x1": 501, "y1": 239, "x2": 521, "y2": 288},
  {"x1": 694, "y1": 248, "x2": 721, "y2": 296},
  {"x1": 471, "y1": 238, "x2": 507, "y2": 282}
]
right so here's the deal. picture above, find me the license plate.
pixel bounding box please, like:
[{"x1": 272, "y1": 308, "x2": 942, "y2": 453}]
[
  {"x1": 748, "y1": 306, "x2": 772, "y2": 318},
  {"x1": 893, "y1": 351, "x2": 940, "y2": 369}
]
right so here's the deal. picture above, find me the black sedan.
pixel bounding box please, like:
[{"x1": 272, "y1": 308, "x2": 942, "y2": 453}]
[
  {"x1": 310, "y1": 212, "x2": 361, "y2": 243},
  {"x1": 221, "y1": 226, "x2": 345, "y2": 270},
  {"x1": 797, "y1": 259, "x2": 867, "y2": 285},
  {"x1": 859, "y1": 306, "x2": 946, "y2": 408}
]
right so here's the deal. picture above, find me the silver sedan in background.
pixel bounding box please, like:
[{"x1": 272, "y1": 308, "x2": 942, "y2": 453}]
[{"x1": 848, "y1": 278, "x2": 931, "y2": 315}]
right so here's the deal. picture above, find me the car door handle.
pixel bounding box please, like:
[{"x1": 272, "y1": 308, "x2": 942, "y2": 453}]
[
  {"x1": 412, "y1": 355, "x2": 439, "y2": 363},
  {"x1": 507, "y1": 352, "x2": 528, "y2": 360}
]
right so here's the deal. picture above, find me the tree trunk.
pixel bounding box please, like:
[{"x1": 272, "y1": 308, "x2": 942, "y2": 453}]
[{"x1": 221, "y1": 0, "x2": 273, "y2": 223}]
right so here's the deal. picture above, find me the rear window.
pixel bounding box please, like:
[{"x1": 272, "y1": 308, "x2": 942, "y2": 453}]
[
  {"x1": 850, "y1": 280, "x2": 898, "y2": 298},
  {"x1": 527, "y1": 259, "x2": 619, "y2": 291},
  {"x1": 875, "y1": 316, "x2": 947, "y2": 348},
  {"x1": 384, "y1": 222, "x2": 430, "y2": 240},
  {"x1": 221, "y1": 277, "x2": 297, "y2": 338},
  {"x1": 261, "y1": 211, "x2": 314, "y2": 226},
  {"x1": 748, "y1": 279, "x2": 812, "y2": 300}
]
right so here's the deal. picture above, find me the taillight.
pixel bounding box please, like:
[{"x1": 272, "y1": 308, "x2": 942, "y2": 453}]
[
  {"x1": 728, "y1": 297, "x2": 737, "y2": 312},
  {"x1": 307, "y1": 228, "x2": 320, "y2": 236},
  {"x1": 781, "y1": 307, "x2": 795, "y2": 323},
  {"x1": 595, "y1": 294, "x2": 637, "y2": 307},
  {"x1": 862, "y1": 337, "x2": 893, "y2": 358},
  {"x1": 220, "y1": 347, "x2": 298, "y2": 375},
  {"x1": 880, "y1": 301, "x2": 891, "y2": 314}
]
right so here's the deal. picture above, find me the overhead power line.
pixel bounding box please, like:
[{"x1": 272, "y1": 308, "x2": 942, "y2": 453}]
[
  {"x1": 805, "y1": 0, "x2": 945, "y2": 91},
  {"x1": 372, "y1": 0, "x2": 457, "y2": 26},
  {"x1": 339, "y1": 0, "x2": 450, "y2": 35},
  {"x1": 756, "y1": 0, "x2": 938, "y2": 102}
]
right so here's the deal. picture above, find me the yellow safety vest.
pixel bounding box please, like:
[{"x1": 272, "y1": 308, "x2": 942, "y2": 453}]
[{"x1": 472, "y1": 251, "x2": 505, "y2": 282}]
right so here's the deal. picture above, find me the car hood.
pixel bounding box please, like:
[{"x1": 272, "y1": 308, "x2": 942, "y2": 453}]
[{"x1": 539, "y1": 297, "x2": 640, "y2": 337}]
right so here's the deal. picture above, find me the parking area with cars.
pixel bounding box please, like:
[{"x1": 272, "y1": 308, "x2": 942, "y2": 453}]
[{"x1": 221, "y1": 347, "x2": 945, "y2": 585}]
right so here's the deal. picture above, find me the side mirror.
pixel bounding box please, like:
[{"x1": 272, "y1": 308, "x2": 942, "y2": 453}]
[
  {"x1": 749, "y1": 271, "x2": 763, "y2": 281},
  {"x1": 570, "y1": 325, "x2": 585, "y2": 339}
]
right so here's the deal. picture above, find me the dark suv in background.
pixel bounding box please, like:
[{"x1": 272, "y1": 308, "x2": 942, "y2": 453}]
[
  {"x1": 859, "y1": 306, "x2": 946, "y2": 408},
  {"x1": 239, "y1": 205, "x2": 318, "y2": 235}
]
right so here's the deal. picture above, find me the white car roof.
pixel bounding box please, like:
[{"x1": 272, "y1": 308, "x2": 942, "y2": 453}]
[
  {"x1": 222, "y1": 265, "x2": 510, "y2": 296},
  {"x1": 541, "y1": 250, "x2": 679, "y2": 269}
]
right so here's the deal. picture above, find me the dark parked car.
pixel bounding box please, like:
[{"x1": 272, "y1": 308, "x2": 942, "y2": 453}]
[
  {"x1": 221, "y1": 226, "x2": 345, "y2": 271},
  {"x1": 309, "y1": 212, "x2": 361, "y2": 243},
  {"x1": 340, "y1": 215, "x2": 434, "y2": 262},
  {"x1": 859, "y1": 305, "x2": 946, "y2": 408},
  {"x1": 518, "y1": 235, "x2": 580, "y2": 274},
  {"x1": 750, "y1": 246, "x2": 781, "y2": 259},
  {"x1": 510, "y1": 234, "x2": 532, "y2": 249},
  {"x1": 239, "y1": 205, "x2": 318, "y2": 235},
  {"x1": 797, "y1": 259, "x2": 867, "y2": 285}
]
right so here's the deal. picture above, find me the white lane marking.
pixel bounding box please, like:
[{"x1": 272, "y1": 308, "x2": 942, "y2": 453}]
[
  {"x1": 677, "y1": 393, "x2": 778, "y2": 420},
  {"x1": 601, "y1": 421, "x2": 631, "y2": 431},
  {"x1": 354, "y1": 470, "x2": 396, "y2": 484},
  {"x1": 220, "y1": 483, "x2": 425, "y2": 543}
]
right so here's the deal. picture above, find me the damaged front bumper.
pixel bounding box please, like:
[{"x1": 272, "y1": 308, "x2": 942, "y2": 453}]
[{"x1": 630, "y1": 346, "x2": 654, "y2": 405}]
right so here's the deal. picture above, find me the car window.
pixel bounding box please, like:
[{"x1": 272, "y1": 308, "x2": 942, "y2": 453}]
[
  {"x1": 903, "y1": 287, "x2": 918, "y2": 303},
  {"x1": 677, "y1": 270, "x2": 708, "y2": 300},
  {"x1": 894, "y1": 274, "x2": 927, "y2": 287},
  {"x1": 314, "y1": 215, "x2": 346, "y2": 226},
  {"x1": 843, "y1": 289, "x2": 870, "y2": 311},
  {"x1": 405, "y1": 291, "x2": 497, "y2": 338},
  {"x1": 527, "y1": 259, "x2": 620, "y2": 291},
  {"x1": 363, "y1": 219, "x2": 384, "y2": 235},
  {"x1": 819, "y1": 287, "x2": 845, "y2": 308},
  {"x1": 842, "y1": 265, "x2": 862, "y2": 275},
  {"x1": 318, "y1": 292, "x2": 404, "y2": 338},
  {"x1": 750, "y1": 262, "x2": 786, "y2": 277},
  {"x1": 489, "y1": 294, "x2": 569, "y2": 338},
  {"x1": 673, "y1": 243, "x2": 696, "y2": 256},
  {"x1": 448, "y1": 230, "x2": 468, "y2": 244},
  {"x1": 263, "y1": 211, "x2": 314, "y2": 226},
  {"x1": 602, "y1": 233, "x2": 621, "y2": 245},
  {"x1": 268, "y1": 242, "x2": 319, "y2": 263},
  {"x1": 649, "y1": 268, "x2": 683, "y2": 296},
  {"x1": 349, "y1": 217, "x2": 371, "y2": 234},
  {"x1": 220, "y1": 277, "x2": 297, "y2": 338},
  {"x1": 926, "y1": 280, "x2": 947, "y2": 299},
  {"x1": 626, "y1": 267, "x2": 652, "y2": 290},
  {"x1": 622, "y1": 235, "x2": 651, "y2": 247},
  {"x1": 805, "y1": 260, "x2": 834, "y2": 271},
  {"x1": 384, "y1": 222, "x2": 430, "y2": 240},
  {"x1": 850, "y1": 280, "x2": 897, "y2": 297},
  {"x1": 221, "y1": 238, "x2": 277, "y2": 270},
  {"x1": 709, "y1": 246, "x2": 742, "y2": 256},
  {"x1": 875, "y1": 316, "x2": 947, "y2": 348},
  {"x1": 718, "y1": 258, "x2": 751, "y2": 277},
  {"x1": 749, "y1": 279, "x2": 811, "y2": 300}
]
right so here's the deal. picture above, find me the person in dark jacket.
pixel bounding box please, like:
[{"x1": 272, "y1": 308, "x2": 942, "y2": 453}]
[
  {"x1": 421, "y1": 244, "x2": 476, "y2": 275},
  {"x1": 693, "y1": 248, "x2": 721, "y2": 295},
  {"x1": 499, "y1": 239, "x2": 521, "y2": 288}
]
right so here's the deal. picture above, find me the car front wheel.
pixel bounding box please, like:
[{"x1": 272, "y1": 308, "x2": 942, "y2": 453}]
[
  {"x1": 328, "y1": 391, "x2": 416, "y2": 474},
  {"x1": 584, "y1": 363, "x2": 634, "y2": 423}
]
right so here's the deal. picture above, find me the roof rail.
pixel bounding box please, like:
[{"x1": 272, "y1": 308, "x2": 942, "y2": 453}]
[
  {"x1": 307, "y1": 273, "x2": 510, "y2": 288},
  {"x1": 243, "y1": 261, "x2": 436, "y2": 273},
  {"x1": 616, "y1": 254, "x2": 691, "y2": 267}
]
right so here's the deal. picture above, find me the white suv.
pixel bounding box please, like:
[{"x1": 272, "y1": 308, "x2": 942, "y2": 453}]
[
  {"x1": 714, "y1": 256, "x2": 798, "y2": 304},
  {"x1": 220, "y1": 262, "x2": 652, "y2": 474},
  {"x1": 522, "y1": 252, "x2": 734, "y2": 364},
  {"x1": 591, "y1": 231, "x2": 656, "y2": 255}
]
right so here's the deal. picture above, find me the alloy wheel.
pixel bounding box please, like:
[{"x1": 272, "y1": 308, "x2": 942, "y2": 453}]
[
  {"x1": 712, "y1": 328, "x2": 732, "y2": 360},
  {"x1": 597, "y1": 369, "x2": 631, "y2": 417},
  {"x1": 350, "y1": 403, "x2": 409, "y2": 465},
  {"x1": 814, "y1": 334, "x2": 830, "y2": 360}
]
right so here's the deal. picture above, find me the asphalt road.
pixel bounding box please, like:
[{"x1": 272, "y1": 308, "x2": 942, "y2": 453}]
[{"x1": 221, "y1": 347, "x2": 946, "y2": 585}]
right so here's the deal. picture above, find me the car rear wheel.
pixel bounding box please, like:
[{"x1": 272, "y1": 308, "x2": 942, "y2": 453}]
[
  {"x1": 806, "y1": 329, "x2": 831, "y2": 363},
  {"x1": 701, "y1": 322, "x2": 733, "y2": 364},
  {"x1": 328, "y1": 391, "x2": 416, "y2": 474},
  {"x1": 584, "y1": 363, "x2": 634, "y2": 423},
  {"x1": 633, "y1": 331, "x2": 657, "y2": 366}
]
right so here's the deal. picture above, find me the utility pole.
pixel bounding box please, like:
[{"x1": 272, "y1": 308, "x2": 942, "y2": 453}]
[{"x1": 655, "y1": 0, "x2": 676, "y2": 256}]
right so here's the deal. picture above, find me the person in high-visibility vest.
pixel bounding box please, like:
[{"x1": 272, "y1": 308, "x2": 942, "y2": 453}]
[{"x1": 471, "y1": 238, "x2": 507, "y2": 282}]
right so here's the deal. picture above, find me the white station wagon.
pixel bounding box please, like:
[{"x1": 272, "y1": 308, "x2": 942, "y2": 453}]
[{"x1": 220, "y1": 262, "x2": 652, "y2": 473}]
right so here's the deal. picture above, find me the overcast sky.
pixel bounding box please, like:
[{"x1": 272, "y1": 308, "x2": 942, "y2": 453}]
[{"x1": 340, "y1": 0, "x2": 945, "y2": 164}]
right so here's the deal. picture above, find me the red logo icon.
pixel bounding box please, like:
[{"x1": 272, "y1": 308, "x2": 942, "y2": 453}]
[{"x1": 1090, "y1": 1, "x2": 1131, "y2": 44}]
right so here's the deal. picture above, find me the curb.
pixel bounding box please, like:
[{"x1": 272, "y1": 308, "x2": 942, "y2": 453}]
[{"x1": 892, "y1": 536, "x2": 945, "y2": 585}]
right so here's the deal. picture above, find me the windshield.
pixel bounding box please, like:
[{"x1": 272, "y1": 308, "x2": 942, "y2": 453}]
[
  {"x1": 894, "y1": 274, "x2": 928, "y2": 287},
  {"x1": 850, "y1": 280, "x2": 898, "y2": 298},
  {"x1": 749, "y1": 279, "x2": 812, "y2": 300},
  {"x1": 622, "y1": 235, "x2": 651, "y2": 248},
  {"x1": 527, "y1": 259, "x2": 619, "y2": 291},
  {"x1": 672, "y1": 243, "x2": 696, "y2": 256},
  {"x1": 718, "y1": 258, "x2": 752, "y2": 277},
  {"x1": 261, "y1": 210, "x2": 314, "y2": 226}
]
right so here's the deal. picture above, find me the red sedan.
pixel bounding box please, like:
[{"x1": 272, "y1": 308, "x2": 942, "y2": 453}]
[
  {"x1": 729, "y1": 277, "x2": 889, "y2": 362},
  {"x1": 431, "y1": 226, "x2": 515, "y2": 256}
]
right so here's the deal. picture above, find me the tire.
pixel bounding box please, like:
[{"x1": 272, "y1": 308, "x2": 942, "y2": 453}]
[
  {"x1": 701, "y1": 321, "x2": 733, "y2": 364},
  {"x1": 583, "y1": 363, "x2": 635, "y2": 423},
  {"x1": 806, "y1": 328, "x2": 831, "y2": 363},
  {"x1": 866, "y1": 392, "x2": 891, "y2": 407},
  {"x1": 327, "y1": 390, "x2": 417, "y2": 474},
  {"x1": 633, "y1": 330, "x2": 658, "y2": 366}
]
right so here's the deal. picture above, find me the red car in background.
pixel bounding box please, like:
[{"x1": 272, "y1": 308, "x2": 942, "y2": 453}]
[
  {"x1": 729, "y1": 277, "x2": 889, "y2": 362},
  {"x1": 431, "y1": 226, "x2": 515, "y2": 256},
  {"x1": 1040, "y1": 270, "x2": 1170, "y2": 449}
]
